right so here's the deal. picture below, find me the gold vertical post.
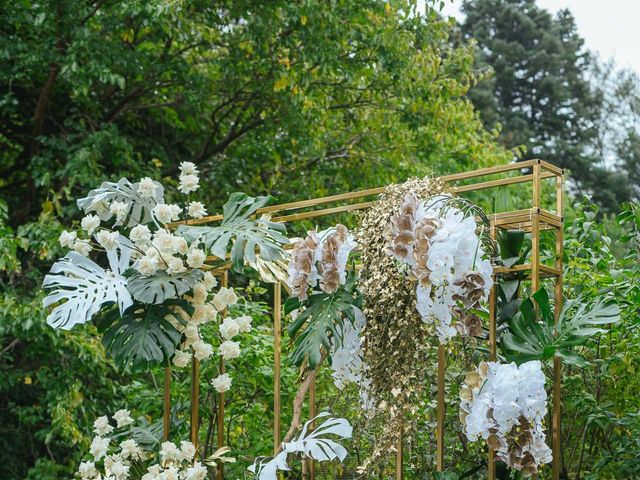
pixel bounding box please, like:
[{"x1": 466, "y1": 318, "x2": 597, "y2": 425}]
[
  {"x1": 552, "y1": 174, "x2": 564, "y2": 480},
  {"x1": 163, "y1": 366, "x2": 171, "y2": 441},
  {"x1": 217, "y1": 271, "x2": 228, "y2": 480},
  {"x1": 436, "y1": 344, "x2": 446, "y2": 471},
  {"x1": 190, "y1": 356, "x2": 200, "y2": 445},
  {"x1": 531, "y1": 161, "x2": 541, "y2": 292},
  {"x1": 273, "y1": 282, "x2": 282, "y2": 454},
  {"x1": 488, "y1": 219, "x2": 497, "y2": 480}
]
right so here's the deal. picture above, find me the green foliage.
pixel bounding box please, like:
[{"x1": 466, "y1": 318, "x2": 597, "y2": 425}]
[
  {"x1": 177, "y1": 193, "x2": 288, "y2": 272},
  {"x1": 126, "y1": 269, "x2": 203, "y2": 305},
  {"x1": 97, "y1": 300, "x2": 191, "y2": 371},
  {"x1": 285, "y1": 273, "x2": 361, "y2": 369},
  {"x1": 501, "y1": 287, "x2": 620, "y2": 366}
]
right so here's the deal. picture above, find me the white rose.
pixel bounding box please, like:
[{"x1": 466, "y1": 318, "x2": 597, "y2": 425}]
[
  {"x1": 89, "y1": 436, "x2": 110, "y2": 460},
  {"x1": 172, "y1": 349, "x2": 191, "y2": 368},
  {"x1": 235, "y1": 315, "x2": 253, "y2": 333},
  {"x1": 119, "y1": 439, "x2": 141, "y2": 460},
  {"x1": 187, "y1": 201, "x2": 208, "y2": 219},
  {"x1": 184, "y1": 462, "x2": 207, "y2": 480},
  {"x1": 136, "y1": 255, "x2": 159, "y2": 276},
  {"x1": 192, "y1": 340, "x2": 213, "y2": 361},
  {"x1": 130, "y1": 224, "x2": 152, "y2": 244},
  {"x1": 179, "y1": 161, "x2": 198, "y2": 175},
  {"x1": 173, "y1": 236, "x2": 188, "y2": 255},
  {"x1": 73, "y1": 239, "x2": 92, "y2": 257},
  {"x1": 152, "y1": 230, "x2": 178, "y2": 254},
  {"x1": 165, "y1": 256, "x2": 186, "y2": 275},
  {"x1": 137, "y1": 177, "x2": 158, "y2": 198},
  {"x1": 192, "y1": 304, "x2": 216, "y2": 325},
  {"x1": 106, "y1": 459, "x2": 129, "y2": 480},
  {"x1": 59, "y1": 230, "x2": 77, "y2": 248},
  {"x1": 81, "y1": 214, "x2": 101, "y2": 235},
  {"x1": 212, "y1": 287, "x2": 238, "y2": 311},
  {"x1": 183, "y1": 323, "x2": 200, "y2": 346},
  {"x1": 112, "y1": 409, "x2": 134, "y2": 428},
  {"x1": 162, "y1": 467, "x2": 180, "y2": 480},
  {"x1": 192, "y1": 283, "x2": 208, "y2": 305},
  {"x1": 93, "y1": 416, "x2": 114, "y2": 435},
  {"x1": 109, "y1": 201, "x2": 129, "y2": 223},
  {"x1": 186, "y1": 249, "x2": 206, "y2": 268},
  {"x1": 180, "y1": 441, "x2": 196, "y2": 462},
  {"x1": 219, "y1": 340, "x2": 241, "y2": 360},
  {"x1": 211, "y1": 373, "x2": 232, "y2": 393},
  {"x1": 219, "y1": 317, "x2": 240, "y2": 340},
  {"x1": 178, "y1": 173, "x2": 200, "y2": 194},
  {"x1": 202, "y1": 271, "x2": 218, "y2": 291},
  {"x1": 160, "y1": 441, "x2": 181, "y2": 462},
  {"x1": 78, "y1": 461, "x2": 98, "y2": 480},
  {"x1": 96, "y1": 230, "x2": 120, "y2": 250},
  {"x1": 153, "y1": 203, "x2": 181, "y2": 224}
]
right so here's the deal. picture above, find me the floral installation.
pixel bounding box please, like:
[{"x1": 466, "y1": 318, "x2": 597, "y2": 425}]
[
  {"x1": 77, "y1": 409, "x2": 234, "y2": 480},
  {"x1": 384, "y1": 193, "x2": 494, "y2": 343},
  {"x1": 459, "y1": 361, "x2": 552, "y2": 476},
  {"x1": 44, "y1": 162, "x2": 284, "y2": 376},
  {"x1": 249, "y1": 412, "x2": 352, "y2": 480}
]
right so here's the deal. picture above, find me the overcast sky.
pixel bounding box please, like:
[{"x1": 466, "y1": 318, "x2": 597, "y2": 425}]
[{"x1": 435, "y1": 0, "x2": 640, "y2": 74}]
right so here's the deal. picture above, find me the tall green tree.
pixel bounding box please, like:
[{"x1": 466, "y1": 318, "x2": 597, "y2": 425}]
[{"x1": 460, "y1": 0, "x2": 629, "y2": 211}]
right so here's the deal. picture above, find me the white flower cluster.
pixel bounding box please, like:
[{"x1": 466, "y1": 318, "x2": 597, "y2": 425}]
[
  {"x1": 329, "y1": 307, "x2": 366, "y2": 390},
  {"x1": 80, "y1": 409, "x2": 208, "y2": 480},
  {"x1": 459, "y1": 361, "x2": 552, "y2": 476},
  {"x1": 287, "y1": 225, "x2": 357, "y2": 300},
  {"x1": 384, "y1": 194, "x2": 493, "y2": 343}
]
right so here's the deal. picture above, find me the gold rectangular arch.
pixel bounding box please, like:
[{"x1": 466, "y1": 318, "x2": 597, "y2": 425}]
[{"x1": 164, "y1": 159, "x2": 564, "y2": 480}]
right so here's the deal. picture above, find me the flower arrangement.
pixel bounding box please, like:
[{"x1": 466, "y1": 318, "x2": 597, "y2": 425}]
[
  {"x1": 77, "y1": 409, "x2": 232, "y2": 480},
  {"x1": 459, "y1": 361, "x2": 552, "y2": 476},
  {"x1": 384, "y1": 193, "x2": 493, "y2": 343}
]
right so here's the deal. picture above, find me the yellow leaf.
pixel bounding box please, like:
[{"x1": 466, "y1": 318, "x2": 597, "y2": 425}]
[
  {"x1": 385, "y1": 3, "x2": 391, "y2": 14},
  {"x1": 273, "y1": 76, "x2": 289, "y2": 92},
  {"x1": 24, "y1": 376, "x2": 32, "y2": 385},
  {"x1": 300, "y1": 15, "x2": 307, "y2": 25}
]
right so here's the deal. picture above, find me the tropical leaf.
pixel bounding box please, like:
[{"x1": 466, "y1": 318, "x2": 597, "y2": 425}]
[
  {"x1": 43, "y1": 241, "x2": 134, "y2": 329},
  {"x1": 501, "y1": 288, "x2": 620, "y2": 366},
  {"x1": 249, "y1": 413, "x2": 352, "y2": 480},
  {"x1": 177, "y1": 193, "x2": 288, "y2": 272},
  {"x1": 286, "y1": 274, "x2": 361, "y2": 369},
  {"x1": 77, "y1": 177, "x2": 164, "y2": 227},
  {"x1": 126, "y1": 269, "x2": 204, "y2": 304},
  {"x1": 96, "y1": 299, "x2": 192, "y2": 371}
]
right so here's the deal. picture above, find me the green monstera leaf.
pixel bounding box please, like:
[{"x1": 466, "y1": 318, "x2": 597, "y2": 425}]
[
  {"x1": 97, "y1": 299, "x2": 193, "y2": 371},
  {"x1": 501, "y1": 288, "x2": 620, "y2": 367},
  {"x1": 177, "y1": 193, "x2": 288, "y2": 273},
  {"x1": 126, "y1": 269, "x2": 204, "y2": 304},
  {"x1": 285, "y1": 274, "x2": 361, "y2": 369}
]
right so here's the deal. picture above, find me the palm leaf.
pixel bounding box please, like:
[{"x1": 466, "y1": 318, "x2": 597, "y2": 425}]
[
  {"x1": 97, "y1": 299, "x2": 192, "y2": 371},
  {"x1": 286, "y1": 275, "x2": 361, "y2": 369},
  {"x1": 501, "y1": 287, "x2": 620, "y2": 366},
  {"x1": 126, "y1": 269, "x2": 204, "y2": 304},
  {"x1": 43, "y1": 245, "x2": 133, "y2": 330},
  {"x1": 77, "y1": 178, "x2": 164, "y2": 227},
  {"x1": 177, "y1": 193, "x2": 288, "y2": 272}
]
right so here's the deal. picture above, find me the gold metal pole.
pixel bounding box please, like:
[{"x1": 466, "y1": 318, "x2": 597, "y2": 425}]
[
  {"x1": 273, "y1": 282, "x2": 282, "y2": 454},
  {"x1": 163, "y1": 366, "x2": 171, "y2": 441},
  {"x1": 531, "y1": 162, "x2": 541, "y2": 292},
  {"x1": 217, "y1": 271, "x2": 228, "y2": 480},
  {"x1": 436, "y1": 344, "x2": 446, "y2": 471},
  {"x1": 552, "y1": 174, "x2": 564, "y2": 480},
  {"x1": 190, "y1": 355, "x2": 200, "y2": 445},
  {"x1": 488, "y1": 219, "x2": 497, "y2": 480}
]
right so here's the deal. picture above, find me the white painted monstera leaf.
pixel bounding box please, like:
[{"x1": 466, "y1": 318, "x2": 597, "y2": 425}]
[
  {"x1": 77, "y1": 177, "x2": 164, "y2": 227},
  {"x1": 43, "y1": 237, "x2": 134, "y2": 330},
  {"x1": 249, "y1": 412, "x2": 352, "y2": 479}
]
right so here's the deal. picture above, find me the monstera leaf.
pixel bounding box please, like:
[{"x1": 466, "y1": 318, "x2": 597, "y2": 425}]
[
  {"x1": 501, "y1": 288, "x2": 620, "y2": 366},
  {"x1": 285, "y1": 274, "x2": 361, "y2": 369},
  {"x1": 127, "y1": 269, "x2": 204, "y2": 304},
  {"x1": 177, "y1": 193, "x2": 288, "y2": 272},
  {"x1": 43, "y1": 240, "x2": 133, "y2": 329},
  {"x1": 77, "y1": 177, "x2": 164, "y2": 227},
  {"x1": 97, "y1": 299, "x2": 192, "y2": 371},
  {"x1": 249, "y1": 413, "x2": 352, "y2": 480}
]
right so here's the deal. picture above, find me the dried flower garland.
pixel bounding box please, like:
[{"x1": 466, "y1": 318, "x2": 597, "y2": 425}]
[{"x1": 459, "y1": 361, "x2": 552, "y2": 476}]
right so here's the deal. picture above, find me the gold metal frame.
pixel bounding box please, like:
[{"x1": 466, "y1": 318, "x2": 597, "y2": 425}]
[{"x1": 163, "y1": 159, "x2": 564, "y2": 479}]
